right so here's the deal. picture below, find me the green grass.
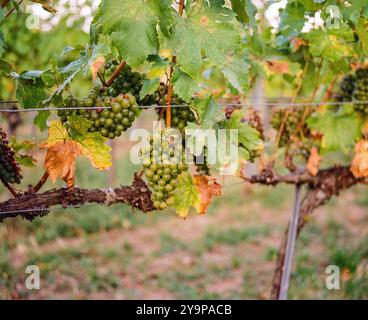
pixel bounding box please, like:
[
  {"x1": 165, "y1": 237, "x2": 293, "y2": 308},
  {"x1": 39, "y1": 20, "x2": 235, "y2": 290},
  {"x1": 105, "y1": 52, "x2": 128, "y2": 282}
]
[
  {"x1": 200, "y1": 225, "x2": 271, "y2": 251},
  {"x1": 158, "y1": 232, "x2": 189, "y2": 255}
]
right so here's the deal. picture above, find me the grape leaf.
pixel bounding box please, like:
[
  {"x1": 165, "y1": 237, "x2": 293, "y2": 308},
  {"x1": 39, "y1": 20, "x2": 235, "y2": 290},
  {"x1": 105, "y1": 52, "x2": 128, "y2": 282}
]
[
  {"x1": 34, "y1": 110, "x2": 51, "y2": 131},
  {"x1": 221, "y1": 56, "x2": 250, "y2": 93},
  {"x1": 307, "y1": 107, "x2": 363, "y2": 153},
  {"x1": 209, "y1": 0, "x2": 225, "y2": 6},
  {"x1": 78, "y1": 133, "x2": 112, "y2": 170},
  {"x1": 149, "y1": 0, "x2": 175, "y2": 37},
  {"x1": 0, "y1": 31, "x2": 5, "y2": 57},
  {"x1": 172, "y1": 68, "x2": 196, "y2": 102},
  {"x1": 9, "y1": 137, "x2": 36, "y2": 153},
  {"x1": 190, "y1": 96, "x2": 226, "y2": 128},
  {"x1": 0, "y1": 7, "x2": 4, "y2": 23},
  {"x1": 45, "y1": 120, "x2": 69, "y2": 145},
  {"x1": 356, "y1": 18, "x2": 368, "y2": 56},
  {"x1": 230, "y1": 0, "x2": 257, "y2": 27},
  {"x1": 43, "y1": 70, "x2": 79, "y2": 106},
  {"x1": 43, "y1": 119, "x2": 112, "y2": 185},
  {"x1": 15, "y1": 154, "x2": 37, "y2": 167},
  {"x1": 67, "y1": 115, "x2": 112, "y2": 170},
  {"x1": 220, "y1": 110, "x2": 263, "y2": 161},
  {"x1": 168, "y1": 3, "x2": 241, "y2": 78},
  {"x1": 11, "y1": 45, "x2": 107, "y2": 109},
  {"x1": 9, "y1": 137, "x2": 37, "y2": 167},
  {"x1": 67, "y1": 114, "x2": 93, "y2": 141},
  {"x1": 0, "y1": 58, "x2": 11, "y2": 75},
  {"x1": 173, "y1": 171, "x2": 201, "y2": 218},
  {"x1": 140, "y1": 78, "x2": 160, "y2": 100},
  {"x1": 94, "y1": 0, "x2": 159, "y2": 67},
  {"x1": 11, "y1": 72, "x2": 47, "y2": 109},
  {"x1": 304, "y1": 28, "x2": 354, "y2": 63}
]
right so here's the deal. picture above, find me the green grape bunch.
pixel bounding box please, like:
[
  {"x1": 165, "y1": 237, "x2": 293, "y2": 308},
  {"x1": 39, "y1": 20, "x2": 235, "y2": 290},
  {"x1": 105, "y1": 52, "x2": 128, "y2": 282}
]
[
  {"x1": 58, "y1": 88, "x2": 141, "y2": 140},
  {"x1": 241, "y1": 108, "x2": 264, "y2": 140},
  {"x1": 104, "y1": 61, "x2": 156, "y2": 106},
  {"x1": 271, "y1": 108, "x2": 310, "y2": 148},
  {"x1": 337, "y1": 74, "x2": 356, "y2": 102},
  {"x1": 155, "y1": 83, "x2": 196, "y2": 130},
  {"x1": 352, "y1": 68, "x2": 368, "y2": 114},
  {"x1": 0, "y1": 128, "x2": 22, "y2": 185},
  {"x1": 271, "y1": 108, "x2": 321, "y2": 158},
  {"x1": 337, "y1": 67, "x2": 368, "y2": 115},
  {"x1": 194, "y1": 146, "x2": 211, "y2": 175},
  {"x1": 140, "y1": 134, "x2": 189, "y2": 210}
]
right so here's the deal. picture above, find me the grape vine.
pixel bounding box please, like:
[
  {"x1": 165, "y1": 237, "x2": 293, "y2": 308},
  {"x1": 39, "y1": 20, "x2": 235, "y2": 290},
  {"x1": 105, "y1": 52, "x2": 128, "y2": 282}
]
[{"x1": 1, "y1": 0, "x2": 368, "y2": 300}]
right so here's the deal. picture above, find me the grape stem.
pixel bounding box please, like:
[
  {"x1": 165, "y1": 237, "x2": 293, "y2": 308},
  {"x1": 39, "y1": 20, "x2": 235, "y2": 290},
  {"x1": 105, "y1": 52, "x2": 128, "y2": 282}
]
[
  {"x1": 32, "y1": 171, "x2": 49, "y2": 193},
  {"x1": 4, "y1": 0, "x2": 24, "y2": 18},
  {"x1": 322, "y1": 75, "x2": 338, "y2": 101},
  {"x1": 283, "y1": 61, "x2": 322, "y2": 170},
  {"x1": 165, "y1": 0, "x2": 185, "y2": 128},
  {"x1": 178, "y1": 0, "x2": 185, "y2": 15},
  {"x1": 106, "y1": 61, "x2": 126, "y2": 87},
  {"x1": 0, "y1": 176, "x2": 18, "y2": 197},
  {"x1": 274, "y1": 60, "x2": 309, "y2": 150},
  {"x1": 1, "y1": 0, "x2": 9, "y2": 8},
  {"x1": 97, "y1": 70, "x2": 107, "y2": 87}
]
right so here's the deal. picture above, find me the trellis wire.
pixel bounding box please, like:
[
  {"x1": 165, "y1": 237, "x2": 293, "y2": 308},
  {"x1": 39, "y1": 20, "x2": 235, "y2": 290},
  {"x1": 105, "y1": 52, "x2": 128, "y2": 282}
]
[
  {"x1": 0, "y1": 99, "x2": 367, "y2": 113},
  {"x1": 0, "y1": 203, "x2": 113, "y2": 217}
]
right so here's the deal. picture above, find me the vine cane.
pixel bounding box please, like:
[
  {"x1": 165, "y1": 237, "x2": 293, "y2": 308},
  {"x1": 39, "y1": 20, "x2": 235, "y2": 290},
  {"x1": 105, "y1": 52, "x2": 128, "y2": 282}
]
[{"x1": 278, "y1": 184, "x2": 302, "y2": 300}]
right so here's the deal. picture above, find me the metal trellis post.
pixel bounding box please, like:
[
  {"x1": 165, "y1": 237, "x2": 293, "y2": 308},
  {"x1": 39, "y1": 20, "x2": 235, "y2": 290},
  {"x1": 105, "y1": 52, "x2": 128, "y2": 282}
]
[{"x1": 278, "y1": 184, "x2": 302, "y2": 300}]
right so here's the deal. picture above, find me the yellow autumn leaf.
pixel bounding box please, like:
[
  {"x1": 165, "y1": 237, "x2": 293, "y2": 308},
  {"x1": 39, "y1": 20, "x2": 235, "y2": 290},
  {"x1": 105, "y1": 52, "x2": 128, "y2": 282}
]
[
  {"x1": 78, "y1": 133, "x2": 112, "y2": 170},
  {"x1": 173, "y1": 172, "x2": 201, "y2": 218},
  {"x1": 46, "y1": 120, "x2": 69, "y2": 146}
]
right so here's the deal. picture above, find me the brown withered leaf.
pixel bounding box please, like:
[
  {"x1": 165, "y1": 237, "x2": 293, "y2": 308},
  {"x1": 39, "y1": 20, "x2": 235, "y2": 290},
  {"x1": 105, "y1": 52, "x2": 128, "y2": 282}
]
[
  {"x1": 351, "y1": 139, "x2": 368, "y2": 178},
  {"x1": 44, "y1": 140, "x2": 82, "y2": 188},
  {"x1": 307, "y1": 147, "x2": 322, "y2": 176},
  {"x1": 266, "y1": 60, "x2": 289, "y2": 74},
  {"x1": 194, "y1": 175, "x2": 223, "y2": 214},
  {"x1": 90, "y1": 56, "x2": 105, "y2": 81}
]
